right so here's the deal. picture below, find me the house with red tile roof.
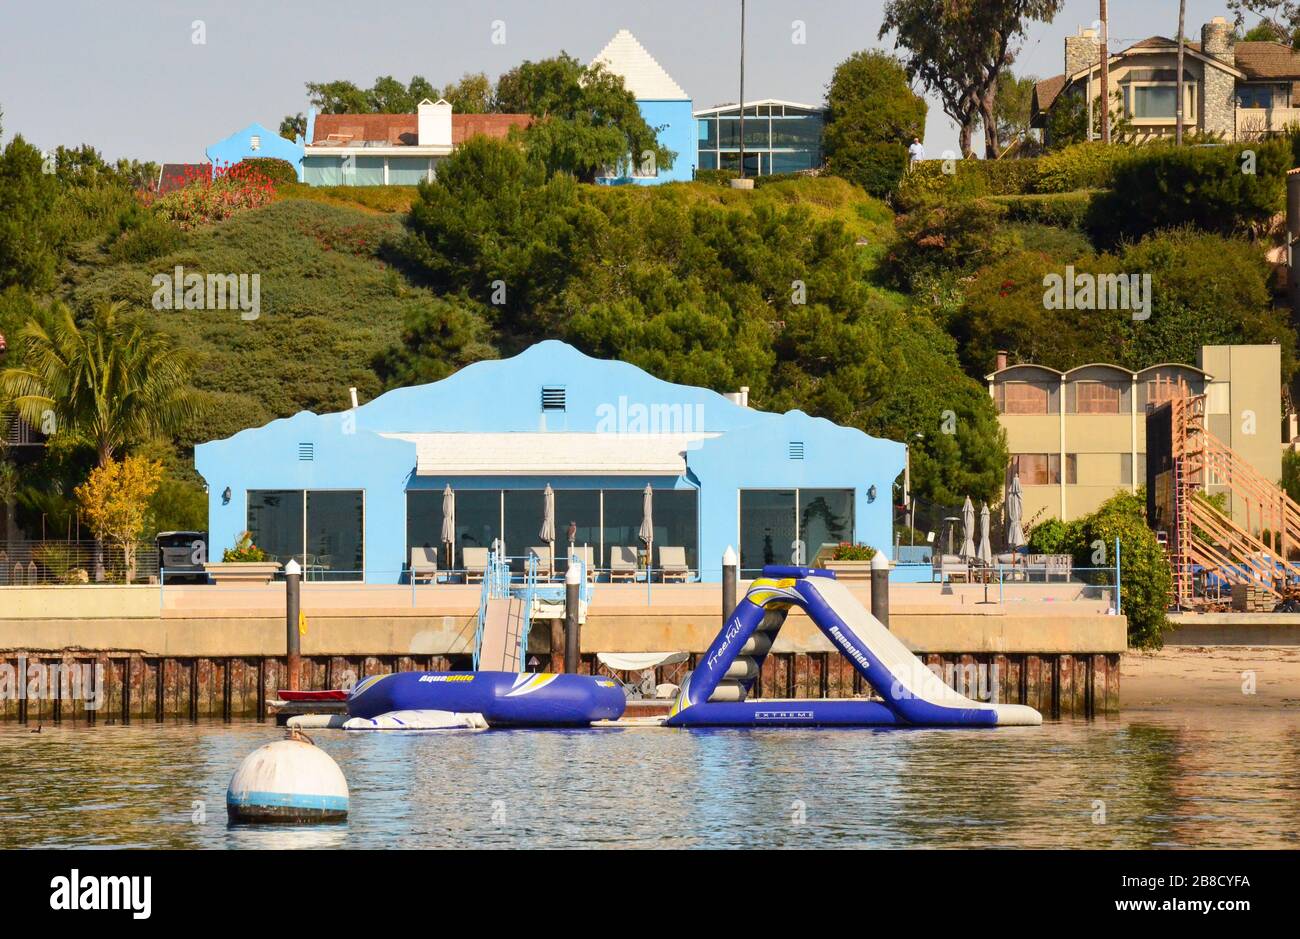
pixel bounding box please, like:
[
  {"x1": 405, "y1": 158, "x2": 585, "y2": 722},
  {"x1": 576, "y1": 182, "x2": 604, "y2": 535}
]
[
  {"x1": 301, "y1": 100, "x2": 532, "y2": 185},
  {"x1": 1031, "y1": 16, "x2": 1300, "y2": 143}
]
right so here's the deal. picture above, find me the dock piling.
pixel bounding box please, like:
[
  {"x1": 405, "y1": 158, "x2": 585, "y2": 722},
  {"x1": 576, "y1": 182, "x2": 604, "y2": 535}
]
[{"x1": 284, "y1": 559, "x2": 302, "y2": 692}]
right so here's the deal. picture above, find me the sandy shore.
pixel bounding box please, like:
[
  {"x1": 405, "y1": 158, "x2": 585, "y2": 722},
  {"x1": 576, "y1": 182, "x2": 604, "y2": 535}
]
[{"x1": 1123, "y1": 645, "x2": 1300, "y2": 710}]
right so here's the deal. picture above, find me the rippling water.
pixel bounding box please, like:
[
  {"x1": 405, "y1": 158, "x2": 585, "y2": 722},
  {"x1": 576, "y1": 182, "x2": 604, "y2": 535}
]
[{"x1": 1, "y1": 709, "x2": 1296, "y2": 849}]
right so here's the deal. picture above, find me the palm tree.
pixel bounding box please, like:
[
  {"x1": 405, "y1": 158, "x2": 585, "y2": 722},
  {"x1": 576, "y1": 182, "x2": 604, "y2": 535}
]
[
  {"x1": 0, "y1": 453, "x2": 17, "y2": 545},
  {"x1": 1, "y1": 299, "x2": 200, "y2": 578}
]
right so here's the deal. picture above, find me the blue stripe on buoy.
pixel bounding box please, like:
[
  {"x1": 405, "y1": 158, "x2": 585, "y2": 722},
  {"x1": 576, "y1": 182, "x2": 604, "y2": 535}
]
[{"x1": 227, "y1": 790, "x2": 349, "y2": 812}]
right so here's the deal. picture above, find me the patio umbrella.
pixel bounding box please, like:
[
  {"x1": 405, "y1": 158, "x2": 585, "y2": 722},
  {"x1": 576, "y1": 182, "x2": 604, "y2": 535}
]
[
  {"x1": 639, "y1": 484, "x2": 654, "y2": 574},
  {"x1": 978, "y1": 502, "x2": 993, "y2": 565},
  {"x1": 539, "y1": 484, "x2": 556, "y2": 576},
  {"x1": 441, "y1": 484, "x2": 455, "y2": 570},
  {"x1": 1006, "y1": 475, "x2": 1025, "y2": 550},
  {"x1": 960, "y1": 496, "x2": 976, "y2": 559}
]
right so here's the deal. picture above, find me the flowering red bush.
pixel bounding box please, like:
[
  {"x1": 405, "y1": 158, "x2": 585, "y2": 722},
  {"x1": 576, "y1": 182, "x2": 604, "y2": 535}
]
[{"x1": 151, "y1": 161, "x2": 276, "y2": 229}]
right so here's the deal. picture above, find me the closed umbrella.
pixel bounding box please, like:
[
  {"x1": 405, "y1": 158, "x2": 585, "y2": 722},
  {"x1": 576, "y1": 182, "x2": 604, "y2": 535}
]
[
  {"x1": 1006, "y1": 475, "x2": 1025, "y2": 549},
  {"x1": 978, "y1": 502, "x2": 993, "y2": 565},
  {"x1": 539, "y1": 484, "x2": 556, "y2": 577},
  {"x1": 639, "y1": 484, "x2": 654, "y2": 576},
  {"x1": 441, "y1": 484, "x2": 455, "y2": 570},
  {"x1": 960, "y1": 496, "x2": 976, "y2": 559}
]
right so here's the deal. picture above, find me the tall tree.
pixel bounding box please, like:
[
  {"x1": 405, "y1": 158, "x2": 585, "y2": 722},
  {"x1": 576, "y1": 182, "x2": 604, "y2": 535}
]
[
  {"x1": 1229, "y1": 1, "x2": 1300, "y2": 44},
  {"x1": 824, "y1": 50, "x2": 927, "y2": 146},
  {"x1": 989, "y1": 71, "x2": 1037, "y2": 151},
  {"x1": 881, "y1": 0, "x2": 1063, "y2": 158},
  {"x1": 0, "y1": 300, "x2": 200, "y2": 576},
  {"x1": 0, "y1": 135, "x2": 61, "y2": 291},
  {"x1": 440, "y1": 73, "x2": 494, "y2": 113}
]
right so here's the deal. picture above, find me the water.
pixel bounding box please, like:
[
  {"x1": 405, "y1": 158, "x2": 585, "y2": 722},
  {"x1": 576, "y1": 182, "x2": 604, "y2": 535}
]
[{"x1": 1, "y1": 710, "x2": 1296, "y2": 849}]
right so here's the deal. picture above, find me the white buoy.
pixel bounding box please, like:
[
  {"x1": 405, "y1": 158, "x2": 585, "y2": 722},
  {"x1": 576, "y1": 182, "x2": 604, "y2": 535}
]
[{"x1": 227, "y1": 730, "x2": 349, "y2": 823}]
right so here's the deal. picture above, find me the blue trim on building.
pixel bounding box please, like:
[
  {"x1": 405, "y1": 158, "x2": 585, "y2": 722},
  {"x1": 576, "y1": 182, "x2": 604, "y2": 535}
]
[
  {"x1": 205, "y1": 122, "x2": 305, "y2": 181},
  {"x1": 194, "y1": 341, "x2": 905, "y2": 582}
]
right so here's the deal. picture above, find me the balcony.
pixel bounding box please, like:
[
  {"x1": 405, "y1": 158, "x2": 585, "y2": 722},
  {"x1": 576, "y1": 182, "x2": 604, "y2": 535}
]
[
  {"x1": 1235, "y1": 107, "x2": 1300, "y2": 138},
  {"x1": 2, "y1": 414, "x2": 45, "y2": 448}
]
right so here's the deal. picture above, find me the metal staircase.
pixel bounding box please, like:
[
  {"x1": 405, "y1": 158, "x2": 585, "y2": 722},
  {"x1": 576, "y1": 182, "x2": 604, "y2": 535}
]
[
  {"x1": 473, "y1": 551, "x2": 540, "y2": 671},
  {"x1": 1169, "y1": 395, "x2": 1300, "y2": 606}
]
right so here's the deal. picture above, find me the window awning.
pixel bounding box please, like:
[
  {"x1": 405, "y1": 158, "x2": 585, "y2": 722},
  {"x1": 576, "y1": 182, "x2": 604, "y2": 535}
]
[{"x1": 380, "y1": 432, "x2": 715, "y2": 477}]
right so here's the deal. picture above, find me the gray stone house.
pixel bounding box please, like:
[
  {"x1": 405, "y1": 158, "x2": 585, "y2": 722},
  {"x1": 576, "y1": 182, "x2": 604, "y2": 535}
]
[{"x1": 1031, "y1": 16, "x2": 1300, "y2": 142}]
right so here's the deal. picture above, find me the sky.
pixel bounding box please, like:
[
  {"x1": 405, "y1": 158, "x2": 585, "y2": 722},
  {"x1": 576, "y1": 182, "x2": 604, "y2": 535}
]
[{"x1": 0, "y1": 0, "x2": 1267, "y2": 165}]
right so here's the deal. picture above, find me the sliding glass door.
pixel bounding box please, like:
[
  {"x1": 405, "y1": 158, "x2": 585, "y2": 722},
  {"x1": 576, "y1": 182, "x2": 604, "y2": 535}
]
[
  {"x1": 246, "y1": 489, "x2": 365, "y2": 581},
  {"x1": 739, "y1": 488, "x2": 855, "y2": 575}
]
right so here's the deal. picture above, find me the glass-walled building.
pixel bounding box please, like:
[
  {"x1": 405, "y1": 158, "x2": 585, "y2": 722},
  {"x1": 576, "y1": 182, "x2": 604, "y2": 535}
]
[
  {"x1": 695, "y1": 100, "x2": 825, "y2": 176},
  {"x1": 196, "y1": 341, "x2": 903, "y2": 583}
]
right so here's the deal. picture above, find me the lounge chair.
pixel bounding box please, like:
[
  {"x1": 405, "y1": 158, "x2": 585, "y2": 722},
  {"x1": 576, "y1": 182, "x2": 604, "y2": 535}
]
[
  {"x1": 410, "y1": 546, "x2": 438, "y2": 584},
  {"x1": 566, "y1": 546, "x2": 595, "y2": 581},
  {"x1": 528, "y1": 546, "x2": 554, "y2": 580},
  {"x1": 658, "y1": 546, "x2": 689, "y2": 582},
  {"x1": 931, "y1": 553, "x2": 968, "y2": 583},
  {"x1": 463, "y1": 547, "x2": 489, "y2": 583},
  {"x1": 610, "y1": 546, "x2": 638, "y2": 582}
]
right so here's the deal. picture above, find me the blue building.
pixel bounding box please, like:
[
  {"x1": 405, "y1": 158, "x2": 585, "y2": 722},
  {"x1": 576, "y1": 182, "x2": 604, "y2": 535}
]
[
  {"x1": 194, "y1": 342, "x2": 904, "y2": 583},
  {"x1": 591, "y1": 30, "x2": 697, "y2": 185},
  {"x1": 205, "y1": 122, "x2": 305, "y2": 179}
]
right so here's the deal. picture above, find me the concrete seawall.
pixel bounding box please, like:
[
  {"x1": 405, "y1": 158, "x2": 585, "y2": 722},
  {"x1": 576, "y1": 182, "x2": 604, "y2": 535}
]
[{"x1": 0, "y1": 582, "x2": 1127, "y2": 722}]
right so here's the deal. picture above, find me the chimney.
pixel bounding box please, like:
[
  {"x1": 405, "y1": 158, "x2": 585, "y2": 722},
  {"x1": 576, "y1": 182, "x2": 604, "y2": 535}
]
[
  {"x1": 417, "y1": 98, "x2": 452, "y2": 147},
  {"x1": 995, "y1": 350, "x2": 1009, "y2": 372},
  {"x1": 1201, "y1": 16, "x2": 1234, "y2": 65},
  {"x1": 1064, "y1": 26, "x2": 1100, "y2": 78}
]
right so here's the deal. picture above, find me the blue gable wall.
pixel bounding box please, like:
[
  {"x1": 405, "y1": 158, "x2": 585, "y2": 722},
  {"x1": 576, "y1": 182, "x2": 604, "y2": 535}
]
[
  {"x1": 205, "y1": 122, "x2": 304, "y2": 180},
  {"x1": 635, "y1": 99, "x2": 696, "y2": 184},
  {"x1": 195, "y1": 341, "x2": 904, "y2": 581}
]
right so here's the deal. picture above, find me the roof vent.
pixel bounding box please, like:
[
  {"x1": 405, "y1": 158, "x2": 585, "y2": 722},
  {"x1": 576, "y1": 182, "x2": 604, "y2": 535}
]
[
  {"x1": 298, "y1": 443, "x2": 314, "y2": 461},
  {"x1": 541, "y1": 386, "x2": 567, "y2": 411},
  {"x1": 788, "y1": 441, "x2": 805, "y2": 460}
]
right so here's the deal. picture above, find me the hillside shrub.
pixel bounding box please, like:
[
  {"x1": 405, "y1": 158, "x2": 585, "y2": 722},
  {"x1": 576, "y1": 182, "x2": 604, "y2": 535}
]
[
  {"x1": 1087, "y1": 140, "x2": 1288, "y2": 246},
  {"x1": 1033, "y1": 142, "x2": 1137, "y2": 193},
  {"x1": 989, "y1": 190, "x2": 1094, "y2": 228},
  {"x1": 152, "y1": 162, "x2": 276, "y2": 229},
  {"x1": 828, "y1": 141, "x2": 909, "y2": 197},
  {"x1": 884, "y1": 197, "x2": 1015, "y2": 290}
]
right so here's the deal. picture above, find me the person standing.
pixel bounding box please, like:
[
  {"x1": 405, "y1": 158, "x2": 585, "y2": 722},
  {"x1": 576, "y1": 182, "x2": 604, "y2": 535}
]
[{"x1": 908, "y1": 136, "x2": 926, "y2": 164}]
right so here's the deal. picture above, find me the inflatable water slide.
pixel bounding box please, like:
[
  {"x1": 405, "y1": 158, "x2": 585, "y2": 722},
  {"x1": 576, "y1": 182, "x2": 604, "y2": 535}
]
[{"x1": 666, "y1": 566, "x2": 1042, "y2": 728}]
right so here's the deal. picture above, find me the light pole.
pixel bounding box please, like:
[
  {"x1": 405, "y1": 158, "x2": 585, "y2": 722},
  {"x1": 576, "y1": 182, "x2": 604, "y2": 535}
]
[{"x1": 738, "y1": 0, "x2": 746, "y2": 179}]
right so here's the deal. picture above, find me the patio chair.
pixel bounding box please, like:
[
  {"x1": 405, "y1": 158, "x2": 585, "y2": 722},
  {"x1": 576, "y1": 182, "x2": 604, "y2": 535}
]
[
  {"x1": 462, "y1": 547, "x2": 489, "y2": 583},
  {"x1": 658, "y1": 545, "x2": 689, "y2": 582},
  {"x1": 610, "y1": 546, "x2": 639, "y2": 582},
  {"x1": 410, "y1": 546, "x2": 438, "y2": 584},
  {"x1": 931, "y1": 552, "x2": 968, "y2": 583},
  {"x1": 566, "y1": 545, "x2": 595, "y2": 581},
  {"x1": 528, "y1": 546, "x2": 554, "y2": 580}
]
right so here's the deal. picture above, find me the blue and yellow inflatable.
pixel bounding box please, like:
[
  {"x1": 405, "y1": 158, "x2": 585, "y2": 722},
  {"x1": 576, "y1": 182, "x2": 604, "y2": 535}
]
[{"x1": 348, "y1": 671, "x2": 626, "y2": 727}]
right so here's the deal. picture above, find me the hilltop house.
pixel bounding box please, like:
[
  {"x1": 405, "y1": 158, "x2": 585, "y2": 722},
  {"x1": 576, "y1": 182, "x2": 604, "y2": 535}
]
[
  {"x1": 204, "y1": 102, "x2": 532, "y2": 186},
  {"x1": 1031, "y1": 16, "x2": 1300, "y2": 142},
  {"x1": 590, "y1": 29, "x2": 697, "y2": 184}
]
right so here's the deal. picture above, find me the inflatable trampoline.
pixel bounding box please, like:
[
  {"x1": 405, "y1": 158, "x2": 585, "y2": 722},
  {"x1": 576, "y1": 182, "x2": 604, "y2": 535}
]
[
  {"x1": 347, "y1": 670, "x2": 625, "y2": 727},
  {"x1": 666, "y1": 566, "x2": 1042, "y2": 728}
]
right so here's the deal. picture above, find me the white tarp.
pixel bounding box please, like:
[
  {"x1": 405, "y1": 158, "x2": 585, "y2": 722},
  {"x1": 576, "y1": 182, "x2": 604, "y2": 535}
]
[
  {"x1": 596, "y1": 651, "x2": 689, "y2": 671},
  {"x1": 341, "y1": 710, "x2": 488, "y2": 731}
]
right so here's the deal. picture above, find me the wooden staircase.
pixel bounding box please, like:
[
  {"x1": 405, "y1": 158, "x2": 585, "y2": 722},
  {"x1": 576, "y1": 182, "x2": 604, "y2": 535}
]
[{"x1": 1170, "y1": 395, "x2": 1300, "y2": 607}]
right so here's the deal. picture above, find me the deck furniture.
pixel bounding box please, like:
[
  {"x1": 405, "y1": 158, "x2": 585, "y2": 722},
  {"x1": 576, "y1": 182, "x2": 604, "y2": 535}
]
[
  {"x1": 931, "y1": 553, "x2": 968, "y2": 583},
  {"x1": 410, "y1": 547, "x2": 439, "y2": 584},
  {"x1": 610, "y1": 546, "x2": 638, "y2": 582},
  {"x1": 1025, "y1": 554, "x2": 1072, "y2": 582},
  {"x1": 203, "y1": 561, "x2": 281, "y2": 585},
  {"x1": 463, "y1": 547, "x2": 489, "y2": 583},
  {"x1": 659, "y1": 546, "x2": 689, "y2": 582},
  {"x1": 566, "y1": 545, "x2": 595, "y2": 580},
  {"x1": 528, "y1": 546, "x2": 554, "y2": 580}
]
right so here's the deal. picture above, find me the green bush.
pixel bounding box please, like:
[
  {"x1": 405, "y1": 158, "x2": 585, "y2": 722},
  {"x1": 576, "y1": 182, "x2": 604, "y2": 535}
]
[
  {"x1": 884, "y1": 197, "x2": 1016, "y2": 290},
  {"x1": 1033, "y1": 142, "x2": 1137, "y2": 193},
  {"x1": 1025, "y1": 491, "x2": 1171, "y2": 648},
  {"x1": 692, "y1": 168, "x2": 738, "y2": 186},
  {"x1": 237, "y1": 157, "x2": 297, "y2": 185},
  {"x1": 107, "y1": 215, "x2": 186, "y2": 263},
  {"x1": 989, "y1": 190, "x2": 1095, "y2": 228},
  {"x1": 1087, "y1": 140, "x2": 1289, "y2": 246},
  {"x1": 828, "y1": 141, "x2": 909, "y2": 198}
]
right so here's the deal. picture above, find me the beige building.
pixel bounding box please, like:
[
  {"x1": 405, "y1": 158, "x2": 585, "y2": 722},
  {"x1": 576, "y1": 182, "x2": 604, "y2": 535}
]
[
  {"x1": 989, "y1": 345, "x2": 1283, "y2": 529},
  {"x1": 1031, "y1": 17, "x2": 1300, "y2": 142}
]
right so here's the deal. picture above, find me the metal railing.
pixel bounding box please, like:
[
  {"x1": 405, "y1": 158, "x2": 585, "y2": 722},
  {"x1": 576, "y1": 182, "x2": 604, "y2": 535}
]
[{"x1": 0, "y1": 541, "x2": 158, "y2": 585}]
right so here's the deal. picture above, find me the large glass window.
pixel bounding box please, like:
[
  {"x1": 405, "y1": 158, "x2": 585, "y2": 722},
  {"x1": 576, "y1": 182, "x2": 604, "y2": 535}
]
[
  {"x1": 1238, "y1": 85, "x2": 1274, "y2": 109},
  {"x1": 387, "y1": 157, "x2": 431, "y2": 185},
  {"x1": 247, "y1": 489, "x2": 363, "y2": 580},
  {"x1": 652, "y1": 490, "x2": 699, "y2": 572},
  {"x1": 1069, "y1": 380, "x2": 1130, "y2": 414},
  {"x1": 996, "y1": 381, "x2": 1059, "y2": 414},
  {"x1": 1010, "y1": 454, "x2": 1068, "y2": 486},
  {"x1": 698, "y1": 118, "x2": 717, "y2": 148},
  {"x1": 306, "y1": 491, "x2": 364, "y2": 580},
  {"x1": 739, "y1": 490, "x2": 797, "y2": 573},
  {"x1": 453, "y1": 490, "x2": 501, "y2": 563},
  {"x1": 800, "y1": 489, "x2": 855, "y2": 560},
  {"x1": 602, "y1": 489, "x2": 646, "y2": 571},
  {"x1": 1131, "y1": 85, "x2": 1177, "y2": 119},
  {"x1": 247, "y1": 490, "x2": 304, "y2": 566},
  {"x1": 554, "y1": 490, "x2": 601, "y2": 564}
]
